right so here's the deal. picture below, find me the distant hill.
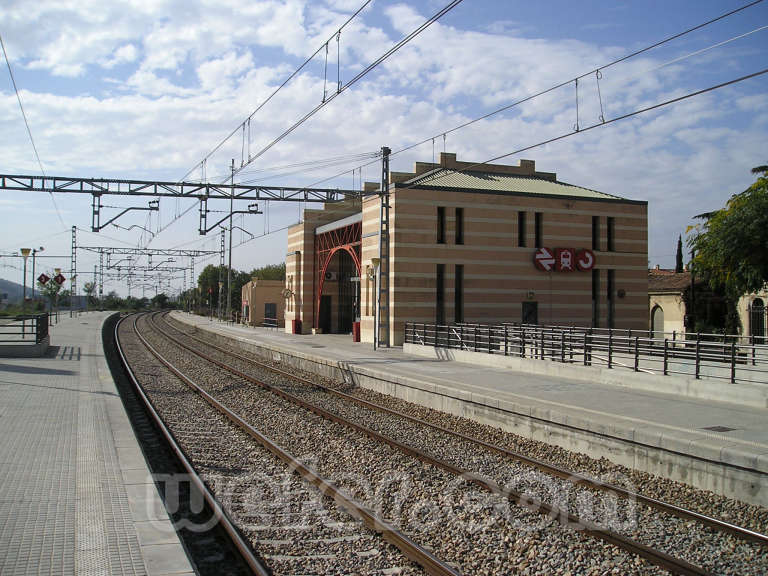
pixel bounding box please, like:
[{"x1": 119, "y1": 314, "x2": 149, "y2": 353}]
[{"x1": 0, "y1": 277, "x2": 24, "y2": 303}]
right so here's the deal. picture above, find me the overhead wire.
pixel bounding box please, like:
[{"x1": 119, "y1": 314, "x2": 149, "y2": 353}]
[
  {"x1": 147, "y1": 0, "x2": 763, "y2": 282},
  {"x1": 179, "y1": 0, "x2": 375, "y2": 183},
  {"x1": 404, "y1": 69, "x2": 768, "y2": 192},
  {"x1": 389, "y1": 0, "x2": 767, "y2": 159},
  {"x1": 147, "y1": 0, "x2": 463, "y2": 244},
  {"x1": 0, "y1": 31, "x2": 66, "y2": 227},
  {"x1": 299, "y1": 0, "x2": 767, "y2": 190},
  {"x1": 238, "y1": 0, "x2": 466, "y2": 176}
]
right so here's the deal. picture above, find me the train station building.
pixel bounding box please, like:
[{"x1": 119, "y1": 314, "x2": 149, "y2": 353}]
[{"x1": 284, "y1": 152, "x2": 648, "y2": 345}]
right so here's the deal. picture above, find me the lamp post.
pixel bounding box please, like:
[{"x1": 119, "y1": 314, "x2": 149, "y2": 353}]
[
  {"x1": 20, "y1": 248, "x2": 31, "y2": 312},
  {"x1": 31, "y1": 246, "x2": 44, "y2": 302}
]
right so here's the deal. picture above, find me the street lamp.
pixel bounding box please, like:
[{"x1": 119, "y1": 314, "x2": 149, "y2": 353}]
[
  {"x1": 20, "y1": 248, "x2": 31, "y2": 311},
  {"x1": 31, "y1": 247, "x2": 44, "y2": 302}
]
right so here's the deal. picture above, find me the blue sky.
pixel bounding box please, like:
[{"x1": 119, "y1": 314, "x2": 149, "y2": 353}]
[{"x1": 1, "y1": 0, "x2": 766, "y2": 297}]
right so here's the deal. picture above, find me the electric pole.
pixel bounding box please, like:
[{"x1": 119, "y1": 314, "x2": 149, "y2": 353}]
[{"x1": 226, "y1": 159, "x2": 234, "y2": 321}]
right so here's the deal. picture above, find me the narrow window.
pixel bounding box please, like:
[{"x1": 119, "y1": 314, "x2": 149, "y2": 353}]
[
  {"x1": 454, "y1": 264, "x2": 464, "y2": 323},
  {"x1": 455, "y1": 207, "x2": 464, "y2": 245},
  {"x1": 534, "y1": 212, "x2": 543, "y2": 248},
  {"x1": 436, "y1": 264, "x2": 445, "y2": 325},
  {"x1": 607, "y1": 269, "x2": 615, "y2": 328},
  {"x1": 517, "y1": 211, "x2": 527, "y2": 247},
  {"x1": 437, "y1": 206, "x2": 445, "y2": 244},
  {"x1": 592, "y1": 269, "x2": 600, "y2": 327},
  {"x1": 607, "y1": 217, "x2": 615, "y2": 251},
  {"x1": 592, "y1": 216, "x2": 600, "y2": 251}
]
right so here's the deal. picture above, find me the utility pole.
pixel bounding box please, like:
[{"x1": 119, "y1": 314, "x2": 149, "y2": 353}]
[
  {"x1": 226, "y1": 159, "x2": 234, "y2": 322},
  {"x1": 99, "y1": 249, "x2": 104, "y2": 310},
  {"x1": 375, "y1": 146, "x2": 391, "y2": 349},
  {"x1": 217, "y1": 228, "x2": 225, "y2": 320},
  {"x1": 70, "y1": 226, "x2": 76, "y2": 316},
  {"x1": 31, "y1": 246, "x2": 44, "y2": 302}
]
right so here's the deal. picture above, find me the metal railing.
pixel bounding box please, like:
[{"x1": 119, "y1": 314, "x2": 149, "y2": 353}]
[
  {"x1": 404, "y1": 321, "x2": 768, "y2": 386},
  {"x1": 0, "y1": 314, "x2": 49, "y2": 345}
]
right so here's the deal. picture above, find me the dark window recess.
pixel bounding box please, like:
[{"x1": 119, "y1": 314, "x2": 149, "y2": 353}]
[
  {"x1": 454, "y1": 265, "x2": 464, "y2": 323},
  {"x1": 437, "y1": 206, "x2": 446, "y2": 244},
  {"x1": 518, "y1": 211, "x2": 527, "y2": 247},
  {"x1": 436, "y1": 264, "x2": 445, "y2": 325},
  {"x1": 264, "y1": 302, "x2": 277, "y2": 327},
  {"x1": 607, "y1": 217, "x2": 615, "y2": 251},
  {"x1": 592, "y1": 216, "x2": 600, "y2": 251},
  {"x1": 522, "y1": 301, "x2": 538, "y2": 325},
  {"x1": 607, "y1": 269, "x2": 615, "y2": 328},
  {"x1": 592, "y1": 268, "x2": 600, "y2": 327},
  {"x1": 455, "y1": 207, "x2": 464, "y2": 245},
  {"x1": 534, "y1": 212, "x2": 543, "y2": 248}
]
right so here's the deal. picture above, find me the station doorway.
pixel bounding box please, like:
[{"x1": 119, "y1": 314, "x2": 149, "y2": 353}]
[
  {"x1": 315, "y1": 217, "x2": 361, "y2": 335},
  {"x1": 318, "y1": 250, "x2": 359, "y2": 334}
]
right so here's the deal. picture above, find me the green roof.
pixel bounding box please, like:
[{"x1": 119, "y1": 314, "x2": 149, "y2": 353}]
[{"x1": 399, "y1": 168, "x2": 624, "y2": 201}]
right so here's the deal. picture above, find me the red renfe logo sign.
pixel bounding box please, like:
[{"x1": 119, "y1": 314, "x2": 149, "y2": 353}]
[{"x1": 534, "y1": 247, "x2": 595, "y2": 272}]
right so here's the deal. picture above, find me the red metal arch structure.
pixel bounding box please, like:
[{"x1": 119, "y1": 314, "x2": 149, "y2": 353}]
[{"x1": 315, "y1": 221, "x2": 362, "y2": 329}]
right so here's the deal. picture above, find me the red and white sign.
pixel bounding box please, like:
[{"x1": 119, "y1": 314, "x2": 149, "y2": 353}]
[
  {"x1": 533, "y1": 247, "x2": 555, "y2": 271},
  {"x1": 556, "y1": 248, "x2": 575, "y2": 272},
  {"x1": 53, "y1": 273, "x2": 66, "y2": 285},
  {"x1": 38, "y1": 273, "x2": 50, "y2": 285},
  {"x1": 576, "y1": 249, "x2": 595, "y2": 271},
  {"x1": 534, "y1": 248, "x2": 596, "y2": 272}
]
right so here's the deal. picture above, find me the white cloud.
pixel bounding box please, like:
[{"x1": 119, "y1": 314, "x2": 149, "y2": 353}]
[
  {"x1": 0, "y1": 0, "x2": 765, "y2": 285},
  {"x1": 103, "y1": 44, "x2": 139, "y2": 69}
]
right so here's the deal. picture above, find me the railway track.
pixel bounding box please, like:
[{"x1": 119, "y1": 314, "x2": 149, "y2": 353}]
[
  {"x1": 117, "y1": 313, "x2": 457, "y2": 576},
  {"x1": 153, "y1": 310, "x2": 768, "y2": 575},
  {"x1": 160, "y1": 314, "x2": 768, "y2": 541}
]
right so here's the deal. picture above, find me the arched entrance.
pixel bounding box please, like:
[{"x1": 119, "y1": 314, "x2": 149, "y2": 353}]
[
  {"x1": 651, "y1": 304, "x2": 664, "y2": 338},
  {"x1": 750, "y1": 298, "x2": 765, "y2": 344},
  {"x1": 315, "y1": 220, "x2": 361, "y2": 333}
]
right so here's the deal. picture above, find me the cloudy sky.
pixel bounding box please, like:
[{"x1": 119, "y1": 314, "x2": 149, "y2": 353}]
[{"x1": 1, "y1": 0, "x2": 766, "y2": 297}]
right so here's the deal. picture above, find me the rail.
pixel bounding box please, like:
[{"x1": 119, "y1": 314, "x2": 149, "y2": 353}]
[
  {"x1": 404, "y1": 322, "x2": 768, "y2": 386},
  {"x1": 0, "y1": 313, "x2": 49, "y2": 344}
]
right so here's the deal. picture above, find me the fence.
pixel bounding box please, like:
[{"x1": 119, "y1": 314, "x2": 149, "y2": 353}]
[
  {"x1": 0, "y1": 314, "x2": 49, "y2": 345},
  {"x1": 404, "y1": 321, "x2": 768, "y2": 386}
]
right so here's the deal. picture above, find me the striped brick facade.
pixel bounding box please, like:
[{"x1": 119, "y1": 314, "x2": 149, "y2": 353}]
[{"x1": 288, "y1": 153, "x2": 648, "y2": 345}]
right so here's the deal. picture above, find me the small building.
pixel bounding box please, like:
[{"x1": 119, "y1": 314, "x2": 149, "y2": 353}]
[
  {"x1": 648, "y1": 268, "x2": 691, "y2": 337},
  {"x1": 285, "y1": 152, "x2": 649, "y2": 345},
  {"x1": 648, "y1": 267, "x2": 766, "y2": 341},
  {"x1": 241, "y1": 279, "x2": 285, "y2": 327}
]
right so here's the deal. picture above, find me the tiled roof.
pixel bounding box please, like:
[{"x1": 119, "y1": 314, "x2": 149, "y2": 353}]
[
  {"x1": 399, "y1": 168, "x2": 623, "y2": 200},
  {"x1": 648, "y1": 269, "x2": 691, "y2": 293}
]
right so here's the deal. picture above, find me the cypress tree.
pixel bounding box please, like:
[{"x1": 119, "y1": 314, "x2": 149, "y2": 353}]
[{"x1": 675, "y1": 234, "x2": 684, "y2": 273}]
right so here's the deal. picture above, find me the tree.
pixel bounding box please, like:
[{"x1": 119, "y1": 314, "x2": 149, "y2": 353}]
[
  {"x1": 83, "y1": 281, "x2": 97, "y2": 308},
  {"x1": 249, "y1": 262, "x2": 286, "y2": 281},
  {"x1": 688, "y1": 164, "x2": 768, "y2": 331},
  {"x1": 152, "y1": 293, "x2": 169, "y2": 309},
  {"x1": 197, "y1": 264, "x2": 224, "y2": 307},
  {"x1": 675, "y1": 235, "x2": 684, "y2": 273}
]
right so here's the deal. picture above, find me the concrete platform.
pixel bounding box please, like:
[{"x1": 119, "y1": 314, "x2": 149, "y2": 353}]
[
  {"x1": 0, "y1": 311, "x2": 194, "y2": 576},
  {"x1": 172, "y1": 311, "x2": 768, "y2": 508}
]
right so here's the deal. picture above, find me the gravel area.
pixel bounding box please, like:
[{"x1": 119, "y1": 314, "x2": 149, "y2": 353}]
[
  {"x1": 164, "y1": 313, "x2": 768, "y2": 575},
  {"x1": 119, "y1": 316, "x2": 423, "y2": 576},
  {"x1": 148, "y1": 313, "x2": 666, "y2": 575}
]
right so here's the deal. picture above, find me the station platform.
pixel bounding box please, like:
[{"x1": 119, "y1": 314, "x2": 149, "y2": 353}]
[
  {"x1": 172, "y1": 311, "x2": 768, "y2": 508},
  {"x1": 0, "y1": 311, "x2": 193, "y2": 576}
]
